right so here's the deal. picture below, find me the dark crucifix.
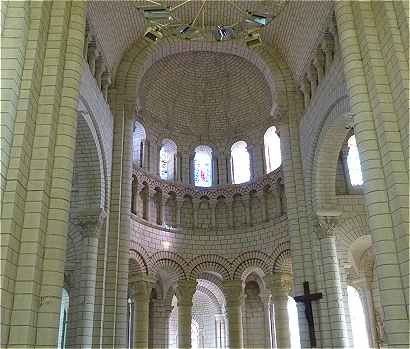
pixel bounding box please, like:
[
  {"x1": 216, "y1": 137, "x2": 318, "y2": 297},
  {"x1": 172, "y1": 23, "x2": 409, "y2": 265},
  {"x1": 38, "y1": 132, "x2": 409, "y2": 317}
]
[{"x1": 294, "y1": 281, "x2": 322, "y2": 348}]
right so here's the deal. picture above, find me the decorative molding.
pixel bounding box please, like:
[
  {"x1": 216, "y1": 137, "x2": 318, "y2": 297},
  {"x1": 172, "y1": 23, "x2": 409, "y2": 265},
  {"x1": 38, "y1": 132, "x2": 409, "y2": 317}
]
[
  {"x1": 316, "y1": 209, "x2": 342, "y2": 239},
  {"x1": 71, "y1": 208, "x2": 107, "y2": 238}
]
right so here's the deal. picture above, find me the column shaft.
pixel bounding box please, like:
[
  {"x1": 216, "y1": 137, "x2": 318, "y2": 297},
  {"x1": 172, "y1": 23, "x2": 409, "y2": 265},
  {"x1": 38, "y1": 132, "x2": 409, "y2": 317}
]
[
  {"x1": 272, "y1": 295, "x2": 290, "y2": 349},
  {"x1": 320, "y1": 236, "x2": 349, "y2": 347},
  {"x1": 223, "y1": 281, "x2": 243, "y2": 349},
  {"x1": 176, "y1": 280, "x2": 197, "y2": 349}
]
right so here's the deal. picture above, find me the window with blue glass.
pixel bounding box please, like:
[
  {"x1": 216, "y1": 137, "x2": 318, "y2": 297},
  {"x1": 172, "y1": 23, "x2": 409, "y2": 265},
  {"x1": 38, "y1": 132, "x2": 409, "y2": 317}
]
[{"x1": 194, "y1": 145, "x2": 212, "y2": 187}]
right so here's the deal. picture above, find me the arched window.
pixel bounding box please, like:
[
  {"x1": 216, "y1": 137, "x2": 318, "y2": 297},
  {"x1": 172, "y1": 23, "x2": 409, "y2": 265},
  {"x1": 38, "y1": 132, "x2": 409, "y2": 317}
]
[
  {"x1": 194, "y1": 145, "x2": 213, "y2": 187},
  {"x1": 264, "y1": 126, "x2": 281, "y2": 173},
  {"x1": 348, "y1": 286, "x2": 370, "y2": 348},
  {"x1": 230, "y1": 141, "x2": 250, "y2": 184},
  {"x1": 133, "y1": 121, "x2": 146, "y2": 167},
  {"x1": 159, "y1": 139, "x2": 177, "y2": 181},
  {"x1": 346, "y1": 135, "x2": 363, "y2": 186},
  {"x1": 58, "y1": 288, "x2": 69, "y2": 349},
  {"x1": 288, "y1": 296, "x2": 301, "y2": 349}
]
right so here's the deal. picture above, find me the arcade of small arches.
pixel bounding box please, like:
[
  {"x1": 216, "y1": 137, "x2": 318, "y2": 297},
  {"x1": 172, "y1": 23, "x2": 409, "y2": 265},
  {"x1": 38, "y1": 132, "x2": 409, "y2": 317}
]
[{"x1": 2, "y1": 2, "x2": 408, "y2": 349}]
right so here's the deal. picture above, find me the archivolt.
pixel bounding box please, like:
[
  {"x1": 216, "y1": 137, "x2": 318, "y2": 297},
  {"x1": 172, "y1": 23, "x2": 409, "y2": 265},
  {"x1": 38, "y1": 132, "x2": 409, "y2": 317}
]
[
  {"x1": 189, "y1": 254, "x2": 232, "y2": 280},
  {"x1": 311, "y1": 95, "x2": 351, "y2": 212},
  {"x1": 232, "y1": 251, "x2": 273, "y2": 279}
]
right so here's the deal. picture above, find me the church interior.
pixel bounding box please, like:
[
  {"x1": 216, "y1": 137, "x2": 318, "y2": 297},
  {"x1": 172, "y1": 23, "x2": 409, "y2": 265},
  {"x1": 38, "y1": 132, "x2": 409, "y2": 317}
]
[{"x1": 1, "y1": 1, "x2": 409, "y2": 348}]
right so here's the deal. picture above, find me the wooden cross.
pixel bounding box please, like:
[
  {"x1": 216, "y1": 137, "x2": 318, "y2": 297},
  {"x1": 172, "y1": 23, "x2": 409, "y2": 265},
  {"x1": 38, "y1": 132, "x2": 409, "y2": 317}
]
[{"x1": 294, "y1": 281, "x2": 322, "y2": 348}]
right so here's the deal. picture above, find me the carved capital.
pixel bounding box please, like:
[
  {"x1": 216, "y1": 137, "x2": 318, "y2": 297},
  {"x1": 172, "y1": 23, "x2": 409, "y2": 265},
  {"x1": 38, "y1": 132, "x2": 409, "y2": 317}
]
[
  {"x1": 345, "y1": 112, "x2": 355, "y2": 130},
  {"x1": 316, "y1": 209, "x2": 342, "y2": 239},
  {"x1": 129, "y1": 272, "x2": 154, "y2": 302},
  {"x1": 312, "y1": 49, "x2": 325, "y2": 81},
  {"x1": 176, "y1": 280, "x2": 197, "y2": 307},
  {"x1": 72, "y1": 208, "x2": 107, "y2": 239},
  {"x1": 264, "y1": 272, "x2": 292, "y2": 297},
  {"x1": 222, "y1": 280, "x2": 243, "y2": 306}
]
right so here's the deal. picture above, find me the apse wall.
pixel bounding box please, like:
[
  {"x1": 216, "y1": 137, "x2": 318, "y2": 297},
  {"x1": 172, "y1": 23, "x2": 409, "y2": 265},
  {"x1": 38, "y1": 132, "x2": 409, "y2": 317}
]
[{"x1": 130, "y1": 215, "x2": 288, "y2": 259}]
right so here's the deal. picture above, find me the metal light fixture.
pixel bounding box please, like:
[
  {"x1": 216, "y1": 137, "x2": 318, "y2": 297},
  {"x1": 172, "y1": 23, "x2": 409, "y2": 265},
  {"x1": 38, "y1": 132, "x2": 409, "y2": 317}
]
[
  {"x1": 143, "y1": 7, "x2": 171, "y2": 20},
  {"x1": 245, "y1": 30, "x2": 262, "y2": 48},
  {"x1": 214, "y1": 25, "x2": 234, "y2": 41},
  {"x1": 245, "y1": 12, "x2": 273, "y2": 27},
  {"x1": 137, "y1": 0, "x2": 287, "y2": 45},
  {"x1": 144, "y1": 25, "x2": 163, "y2": 42}
]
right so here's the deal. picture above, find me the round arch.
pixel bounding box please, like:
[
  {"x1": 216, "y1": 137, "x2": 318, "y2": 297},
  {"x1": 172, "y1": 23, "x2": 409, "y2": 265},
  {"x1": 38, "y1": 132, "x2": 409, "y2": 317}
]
[
  {"x1": 311, "y1": 97, "x2": 353, "y2": 212},
  {"x1": 113, "y1": 38, "x2": 293, "y2": 123}
]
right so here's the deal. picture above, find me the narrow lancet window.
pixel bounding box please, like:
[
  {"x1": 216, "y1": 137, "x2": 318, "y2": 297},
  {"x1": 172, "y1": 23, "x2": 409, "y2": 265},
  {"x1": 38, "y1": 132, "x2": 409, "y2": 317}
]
[
  {"x1": 346, "y1": 135, "x2": 363, "y2": 186},
  {"x1": 264, "y1": 126, "x2": 281, "y2": 173},
  {"x1": 194, "y1": 145, "x2": 213, "y2": 187},
  {"x1": 231, "y1": 141, "x2": 250, "y2": 184}
]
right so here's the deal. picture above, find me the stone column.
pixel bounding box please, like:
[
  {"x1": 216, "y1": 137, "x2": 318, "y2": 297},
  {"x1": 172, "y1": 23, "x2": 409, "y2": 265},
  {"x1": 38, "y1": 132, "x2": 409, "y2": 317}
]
[
  {"x1": 74, "y1": 208, "x2": 107, "y2": 348},
  {"x1": 257, "y1": 192, "x2": 267, "y2": 222},
  {"x1": 312, "y1": 48, "x2": 325, "y2": 83},
  {"x1": 150, "y1": 301, "x2": 173, "y2": 349},
  {"x1": 101, "y1": 71, "x2": 112, "y2": 102},
  {"x1": 95, "y1": 55, "x2": 105, "y2": 89},
  {"x1": 176, "y1": 280, "x2": 197, "y2": 349},
  {"x1": 306, "y1": 66, "x2": 318, "y2": 97},
  {"x1": 300, "y1": 77, "x2": 311, "y2": 108},
  {"x1": 210, "y1": 199, "x2": 217, "y2": 227},
  {"x1": 176, "y1": 198, "x2": 183, "y2": 227},
  {"x1": 141, "y1": 139, "x2": 150, "y2": 171},
  {"x1": 178, "y1": 151, "x2": 188, "y2": 185},
  {"x1": 192, "y1": 199, "x2": 200, "y2": 228},
  {"x1": 148, "y1": 188, "x2": 157, "y2": 224},
  {"x1": 226, "y1": 198, "x2": 234, "y2": 228},
  {"x1": 161, "y1": 194, "x2": 168, "y2": 226},
  {"x1": 215, "y1": 313, "x2": 227, "y2": 348},
  {"x1": 226, "y1": 154, "x2": 233, "y2": 184},
  {"x1": 129, "y1": 273, "x2": 154, "y2": 349},
  {"x1": 317, "y1": 211, "x2": 349, "y2": 347},
  {"x1": 321, "y1": 33, "x2": 334, "y2": 74},
  {"x1": 260, "y1": 291, "x2": 273, "y2": 349},
  {"x1": 83, "y1": 21, "x2": 91, "y2": 59},
  {"x1": 87, "y1": 40, "x2": 98, "y2": 76},
  {"x1": 223, "y1": 280, "x2": 243, "y2": 349},
  {"x1": 265, "y1": 272, "x2": 292, "y2": 349},
  {"x1": 246, "y1": 144, "x2": 256, "y2": 181},
  {"x1": 218, "y1": 153, "x2": 228, "y2": 185}
]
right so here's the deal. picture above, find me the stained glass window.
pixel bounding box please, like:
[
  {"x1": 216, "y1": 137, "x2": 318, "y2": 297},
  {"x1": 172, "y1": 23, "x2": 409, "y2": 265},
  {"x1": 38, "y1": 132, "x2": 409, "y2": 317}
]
[
  {"x1": 133, "y1": 121, "x2": 146, "y2": 167},
  {"x1": 194, "y1": 145, "x2": 212, "y2": 187},
  {"x1": 347, "y1": 135, "x2": 363, "y2": 186},
  {"x1": 231, "y1": 141, "x2": 250, "y2": 184},
  {"x1": 264, "y1": 126, "x2": 281, "y2": 173},
  {"x1": 159, "y1": 139, "x2": 177, "y2": 181}
]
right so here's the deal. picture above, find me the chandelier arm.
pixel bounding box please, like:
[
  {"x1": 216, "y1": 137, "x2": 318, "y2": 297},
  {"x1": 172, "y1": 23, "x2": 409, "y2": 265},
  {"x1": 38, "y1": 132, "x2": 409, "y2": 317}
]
[
  {"x1": 169, "y1": 0, "x2": 192, "y2": 12},
  {"x1": 191, "y1": 0, "x2": 207, "y2": 27},
  {"x1": 227, "y1": 0, "x2": 249, "y2": 17},
  {"x1": 145, "y1": 0, "x2": 163, "y2": 6}
]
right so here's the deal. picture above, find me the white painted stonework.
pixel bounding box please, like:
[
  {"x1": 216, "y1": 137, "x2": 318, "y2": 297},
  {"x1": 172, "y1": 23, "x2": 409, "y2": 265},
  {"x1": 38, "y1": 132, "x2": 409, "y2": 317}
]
[{"x1": 1, "y1": 1, "x2": 408, "y2": 349}]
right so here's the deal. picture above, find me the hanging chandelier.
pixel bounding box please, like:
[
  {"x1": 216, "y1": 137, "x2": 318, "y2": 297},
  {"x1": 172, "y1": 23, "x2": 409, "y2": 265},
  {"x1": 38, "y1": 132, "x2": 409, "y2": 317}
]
[{"x1": 137, "y1": 0, "x2": 288, "y2": 48}]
